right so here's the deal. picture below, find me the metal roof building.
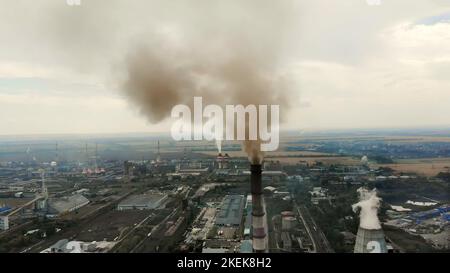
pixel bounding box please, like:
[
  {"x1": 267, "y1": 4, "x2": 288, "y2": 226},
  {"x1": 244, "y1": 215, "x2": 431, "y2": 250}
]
[
  {"x1": 215, "y1": 195, "x2": 245, "y2": 226},
  {"x1": 240, "y1": 240, "x2": 253, "y2": 253},
  {"x1": 0, "y1": 206, "x2": 12, "y2": 214},
  {"x1": 48, "y1": 194, "x2": 90, "y2": 215}
]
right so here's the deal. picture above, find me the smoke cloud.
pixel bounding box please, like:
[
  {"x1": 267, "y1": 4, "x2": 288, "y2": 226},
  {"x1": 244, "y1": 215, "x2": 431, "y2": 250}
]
[
  {"x1": 0, "y1": 1, "x2": 300, "y2": 158},
  {"x1": 120, "y1": 1, "x2": 298, "y2": 164},
  {"x1": 352, "y1": 187, "x2": 382, "y2": 230}
]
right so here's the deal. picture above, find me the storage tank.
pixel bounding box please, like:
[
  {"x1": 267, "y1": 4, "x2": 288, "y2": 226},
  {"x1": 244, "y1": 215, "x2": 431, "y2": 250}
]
[
  {"x1": 281, "y1": 216, "x2": 297, "y2": 231},
  {"x1": 281, "y1": 211, "x2": 295, "y2": 218}
]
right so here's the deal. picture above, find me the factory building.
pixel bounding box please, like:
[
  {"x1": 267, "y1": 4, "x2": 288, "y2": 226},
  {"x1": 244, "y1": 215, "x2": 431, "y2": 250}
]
[
  {"x1": 309, "y1": 187, "x2": 328, "y2": 205},
  {"x1": 0, "y1": 206, "x2": 12, "y2": 214},
  {"x1": 0, "y1": 215, "x2": 9, "y2": 230},
  {"x1": 123, "y1": 161, "x2": 148, "y2": 181},
  {"x1": 117, "y1": 192, "x2": 168, "y2": 211},
  {"x1": 242, "y1": 170, "x2": 286, "y2": 177},
  {"x1": 47, "y1": 194, "x2": 90, "y2": 215},
  {"x1": 243, "y1": 195, "x2": 252, "y2": 238},
  {"x1": 409, "y1": 205, "x2": 450, "y2": 223},
  {"x1": 168, "y1": 167, "x2": 209, "y2": 179},
  {"x1": 215, "y1": 195, "x2": 245, "y2": 227}
]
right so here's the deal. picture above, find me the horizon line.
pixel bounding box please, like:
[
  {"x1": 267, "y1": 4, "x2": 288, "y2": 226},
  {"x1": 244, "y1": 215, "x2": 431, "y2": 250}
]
[{"x1": 1, "y1": 125, "x2": 450, "y2": 140}]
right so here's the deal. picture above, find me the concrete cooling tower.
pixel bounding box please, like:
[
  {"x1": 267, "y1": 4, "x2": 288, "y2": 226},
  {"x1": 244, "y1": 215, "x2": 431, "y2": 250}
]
[
  {"x1": 353, "y1": 187, "x2": 388, "y2": 253},
  {"x1": 354, "y1": 227, "x2": 388, "y2": 253}
]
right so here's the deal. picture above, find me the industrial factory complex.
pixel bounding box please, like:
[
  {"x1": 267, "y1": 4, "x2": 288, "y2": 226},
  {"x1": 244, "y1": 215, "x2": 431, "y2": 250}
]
[
  {"x1": 2, "y1": 0, "x2": 450, "y2": 266},
  {"x1": 215, "y1": 195, "x2": 245, "y2": 227},
  {"x1": 0, "y1": 135, "x2": 449, "y2": 254}
]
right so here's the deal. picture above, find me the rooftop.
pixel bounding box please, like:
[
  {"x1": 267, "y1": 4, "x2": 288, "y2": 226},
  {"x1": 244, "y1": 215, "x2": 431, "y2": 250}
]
[
  {"x1": 215, "y1": 195, "x2": 245, "y2": 226},
  {"x1": 48, "y1": 194, "x2": 89, "y2": 214}
]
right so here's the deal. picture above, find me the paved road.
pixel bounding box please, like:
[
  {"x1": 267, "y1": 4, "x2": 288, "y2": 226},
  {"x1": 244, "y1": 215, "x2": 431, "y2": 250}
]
[
  {"x1": 294, "y1": 201, "x2": 317, "y2": 252},
  {"x1": 301, "y1": 205, "x2": 334, "y2": 253}
]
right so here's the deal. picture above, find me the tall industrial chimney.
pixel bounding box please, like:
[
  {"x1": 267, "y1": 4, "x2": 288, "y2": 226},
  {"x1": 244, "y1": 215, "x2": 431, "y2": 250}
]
[{"x1": 250, "y1": 164, "x2": 266, "y2": 252}]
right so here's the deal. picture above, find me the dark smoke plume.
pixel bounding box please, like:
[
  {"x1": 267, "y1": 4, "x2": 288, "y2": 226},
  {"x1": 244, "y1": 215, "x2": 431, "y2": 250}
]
[{"x1": 121, "y1": 2, "x2": 298, "y2": 163}]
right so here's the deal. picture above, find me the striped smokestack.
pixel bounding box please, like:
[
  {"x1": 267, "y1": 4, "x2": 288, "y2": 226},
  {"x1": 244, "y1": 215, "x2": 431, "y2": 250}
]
[{"x1": 250, "y1": 164, "x2": 266, "y2": 252}]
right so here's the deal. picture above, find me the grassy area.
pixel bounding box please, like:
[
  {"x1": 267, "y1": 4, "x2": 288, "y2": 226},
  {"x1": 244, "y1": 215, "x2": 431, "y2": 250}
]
[
  {"x1": 377, "y1": 158, "x2": 450, "y2": 177},
  {"x1": 384, "y1": 225, "x2": 435, "y2": 253}
]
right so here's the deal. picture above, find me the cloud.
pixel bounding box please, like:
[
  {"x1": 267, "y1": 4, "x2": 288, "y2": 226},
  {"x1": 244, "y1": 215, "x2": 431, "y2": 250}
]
[
  {"x1": 287, "y1": 20, "x2": 450, "y2": 129},
  {"x1": 0, "y1": 0, "x2": 450, "y2": 134}
]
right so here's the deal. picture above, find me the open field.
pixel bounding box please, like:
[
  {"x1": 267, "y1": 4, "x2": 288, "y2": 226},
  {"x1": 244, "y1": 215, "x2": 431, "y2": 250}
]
[
  {"x1": 377, "y1": 158, "x2": 450, "y2": 176},
  {"x1": 200, "y1": 149, "x2": 364, "y2": 166},
  {"x1": 282, "y1": 132, "x2": 450, "y2": 143},
  {"x1": 0, "y1": 198, "x2": 34, "y2": 208},
  {"x1": 384, "y1": 225, "x2": 435, "y2": 253},
  {"x1": 199, "y1": 150, "x2": 331, "y2": 158},
  {"x1": 267, "y1": 156, "x2": 359, "y2": 165}
]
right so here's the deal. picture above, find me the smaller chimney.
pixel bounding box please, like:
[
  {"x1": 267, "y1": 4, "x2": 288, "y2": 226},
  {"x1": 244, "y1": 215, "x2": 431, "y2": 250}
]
[
  {"x1": 217, "y1": 153, "x2": 223, "y2": 169},
  {"x1": 223, "y1": 153, "x2": 230, "y2": 169}
]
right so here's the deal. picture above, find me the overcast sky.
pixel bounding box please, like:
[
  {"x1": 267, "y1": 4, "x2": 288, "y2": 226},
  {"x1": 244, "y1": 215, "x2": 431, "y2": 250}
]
[{"x1": 1, "y1": 0, "x2": 450, "y2": 135}]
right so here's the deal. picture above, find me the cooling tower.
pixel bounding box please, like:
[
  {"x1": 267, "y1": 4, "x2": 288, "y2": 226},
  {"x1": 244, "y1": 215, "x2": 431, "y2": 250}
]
[
  {"x1": 250, "y1": 164, "x2": 266, "y2": 252},
  {"x1": 354, "y1": 227, "x2": 388, "y2": 253}
]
